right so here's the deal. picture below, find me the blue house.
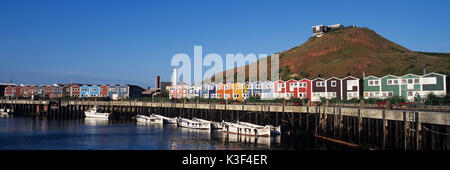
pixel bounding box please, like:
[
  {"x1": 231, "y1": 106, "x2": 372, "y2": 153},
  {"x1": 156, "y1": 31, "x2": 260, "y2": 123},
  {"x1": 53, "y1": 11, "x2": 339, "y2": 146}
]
[
  {"x1": 108, "y1": 84, "x2": 119, "y2": 99},
  {"x1": 80, "y1": 85, "x2": 90, "y2": 98},
  {"x1": 52, "y1": 84, "x2": 63, "y2": 98},
  {"x1": 118, "y1": 85, "x2": 129, "y2": 98},
  {"x1": 201, "y1": 84, "x2": 209, "y2": 99},
  {"x1": 89, "y1": 85, "x2": 100, "y2": 97},
  {"x1": 249, "y1": 81, "x2": 263, "y2": 98},
  {"x1": 261, "y1": 81, "x2": 274, "y2": 100},
  {"x1": 208, "y1": 83, "x2": 216, "y2": 98}
]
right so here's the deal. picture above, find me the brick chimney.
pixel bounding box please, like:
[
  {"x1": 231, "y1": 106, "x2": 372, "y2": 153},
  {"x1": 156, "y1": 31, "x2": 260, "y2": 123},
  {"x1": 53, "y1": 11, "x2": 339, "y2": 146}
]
[{"x1": 156, "y1": 75, "x2": 160, "y2": 89}]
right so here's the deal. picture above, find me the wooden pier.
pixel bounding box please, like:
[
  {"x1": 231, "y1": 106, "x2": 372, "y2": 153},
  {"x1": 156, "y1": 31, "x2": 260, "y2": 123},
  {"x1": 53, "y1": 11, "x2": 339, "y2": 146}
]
[{"x1": 1, "y1": 99, "x2": 449, "y2": 150}]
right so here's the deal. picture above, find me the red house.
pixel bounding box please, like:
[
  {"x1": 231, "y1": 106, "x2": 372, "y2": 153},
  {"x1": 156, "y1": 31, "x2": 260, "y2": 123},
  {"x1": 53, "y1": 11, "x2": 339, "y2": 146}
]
[
  {"x1": 71, "y1": 85, "x2": 81, "y2": 97},
  {"x1": 44, "y1": 86, "x2": 54, "y2": 98},
  {"x1": 4, "y1": 86, "x2": 18, "y2": 97},
  {"x1": 29, "y1": 86, "x2": 37, "y2": 96},
  {"x1": 298, "y1": 78, "x2": 312, "y2": 101},
  {"x1": 274, "y1": 80, "x2": 287, "y2": 99},
  {"x1": 100, "y1": 85, "x2": 108, "y2": 97},
  {"x1": 286, "y1": 79, "x2": 299, "y2": 99},
  {"x1": 20, "y1": 86, "x2": 30, "y2": 97}
]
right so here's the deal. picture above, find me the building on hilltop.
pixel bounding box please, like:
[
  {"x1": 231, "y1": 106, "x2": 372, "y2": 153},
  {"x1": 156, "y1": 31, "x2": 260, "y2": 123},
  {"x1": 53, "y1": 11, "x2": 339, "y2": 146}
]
[{"x1": 312, "y1": 24, "x2": 345, "y2": 37}]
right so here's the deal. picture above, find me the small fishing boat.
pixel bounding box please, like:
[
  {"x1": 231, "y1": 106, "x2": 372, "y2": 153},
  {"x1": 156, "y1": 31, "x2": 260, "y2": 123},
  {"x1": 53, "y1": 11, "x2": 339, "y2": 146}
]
[
  {"x1": 235, "y1": 121, "x2": 281, "y2": 135},
  {"x1": 221, "y1": 121, "x2": 271, "y2": 137},
  {"x1": 177, "y1": 117, "x2": 211, "y2": 130},
  {"x1": 151, "y1": 114, "x2": 177, "y2": 124},
  {"x1": 84, "y1": 106, "x2": 110, "y2": 119},
  {"x1": 192, "y1": 117, "x2": 222, "y2": 129},
  {"x1": 136, "y1": 114, "x2": 163, "y2": 124}
]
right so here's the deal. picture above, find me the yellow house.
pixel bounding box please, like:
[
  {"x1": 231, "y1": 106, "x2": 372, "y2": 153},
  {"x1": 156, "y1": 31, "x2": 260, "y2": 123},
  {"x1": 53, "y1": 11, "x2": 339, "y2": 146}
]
[{"x1": 233, "y1": 82, "x2": 244, "y2": 101}]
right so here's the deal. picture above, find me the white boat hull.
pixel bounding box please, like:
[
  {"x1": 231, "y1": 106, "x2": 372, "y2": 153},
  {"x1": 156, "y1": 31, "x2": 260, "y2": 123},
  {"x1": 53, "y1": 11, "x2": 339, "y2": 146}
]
[
  {"x1": 151, "y1": 114, "x2": 177, "y2": 124},
  {"x1": 222, "y1": 122, "x2": 271, "y2": 137},
  {"x1": 177, "y1": 118, "x2": 211, "y2": 130},
  {"x1": 192, "y1": 117, "x2": 223, "y2": 129},
  {"x1": 136, "y1": 115, "x2": 163, "y2": 124},
  {"x1": 84, "y1": 111, "x2": 110, "y2": 119},
  {"x1": 236, "y1": 121, "x2": 281, "y2": 135}
]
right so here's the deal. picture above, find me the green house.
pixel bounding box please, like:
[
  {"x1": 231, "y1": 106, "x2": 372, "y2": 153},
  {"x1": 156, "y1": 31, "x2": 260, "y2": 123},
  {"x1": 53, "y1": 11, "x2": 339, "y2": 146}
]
[
  {"x1": 363, "y1": 76, "x2": 381, "y2": 99},
  {"x1": 363, "y1": 73, "x2": 447, "y2": 101},
  {"x1": 400, "y1": 74, "x2": 422, "y2": 101},
  {"x1": 420, "y1": 72, "x2": 447, "y2": 97},
  {"x1": 380, "y1": 75, "x2": 401, "y2": 98}
]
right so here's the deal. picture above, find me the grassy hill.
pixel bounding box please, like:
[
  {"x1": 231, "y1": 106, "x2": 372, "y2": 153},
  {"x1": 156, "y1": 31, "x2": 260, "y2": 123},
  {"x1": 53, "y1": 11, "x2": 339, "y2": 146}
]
[{"x1": 212, "y1": 27, "x2": 450, "y2": 82}]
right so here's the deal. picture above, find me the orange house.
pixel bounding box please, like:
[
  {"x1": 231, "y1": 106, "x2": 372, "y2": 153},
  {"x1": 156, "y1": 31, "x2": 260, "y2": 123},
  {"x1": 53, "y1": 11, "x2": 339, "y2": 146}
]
[{"x1": 215, "y1": 83, "x2": 224, "y2": 99}]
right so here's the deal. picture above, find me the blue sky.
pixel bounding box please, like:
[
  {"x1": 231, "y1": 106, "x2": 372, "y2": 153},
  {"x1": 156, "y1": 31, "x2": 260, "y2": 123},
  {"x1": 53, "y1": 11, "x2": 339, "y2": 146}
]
[{"x1": 1, "y1": 0, "x2": 449, "y2": 87}]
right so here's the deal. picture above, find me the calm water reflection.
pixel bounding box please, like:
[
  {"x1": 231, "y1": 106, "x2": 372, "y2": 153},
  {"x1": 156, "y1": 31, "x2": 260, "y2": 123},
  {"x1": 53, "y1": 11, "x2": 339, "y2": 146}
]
[{"x1": 0, "y1": 116, "x2": 355, "y2": 150}]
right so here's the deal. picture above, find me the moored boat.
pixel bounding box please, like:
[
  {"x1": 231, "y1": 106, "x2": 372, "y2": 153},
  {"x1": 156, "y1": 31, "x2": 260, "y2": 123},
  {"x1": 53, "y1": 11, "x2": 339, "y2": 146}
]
[
  {"x1": 177, "y1": 117, "x2": 211, "y2": 130},
  {"x1": 235, "y1": 121, "x2": 281, "y2": 135},
  {"x1": 84, "y1": 106, "x2": 110, "y2": 119},
  {"x1": 192, "y1": 117, "x2": 222, "y2": 129},
  {"x1": 151, "y1": 114, "x2": 177, "y2": 124},
  {"x1": 221, "y1": 121, "x2": 271, "y2": 137},
  {"x1": 136, "y1": 114, "x2": 163, "y2": 124},
  {"x1": 0, "y1": 108, "x2": 12, "y2": 115}
]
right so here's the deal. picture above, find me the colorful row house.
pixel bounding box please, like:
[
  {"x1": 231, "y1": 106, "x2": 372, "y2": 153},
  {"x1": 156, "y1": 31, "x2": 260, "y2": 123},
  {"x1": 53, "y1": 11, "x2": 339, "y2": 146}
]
[
  {"x1": 167, "y1": 76, "x2": 361, "y2": 102},
  {"x1": 363, "y1": 72, "x2": 447, "y2": 101},
  {"x1": 4, "y1": 84, "x2": 143, "y2": 99}
]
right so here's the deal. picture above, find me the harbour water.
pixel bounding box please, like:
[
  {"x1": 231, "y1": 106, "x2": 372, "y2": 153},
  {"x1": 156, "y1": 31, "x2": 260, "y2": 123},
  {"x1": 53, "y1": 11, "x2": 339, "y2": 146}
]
[{"x1": 0, "y1": 114, "x2": 356, "y2": 150}]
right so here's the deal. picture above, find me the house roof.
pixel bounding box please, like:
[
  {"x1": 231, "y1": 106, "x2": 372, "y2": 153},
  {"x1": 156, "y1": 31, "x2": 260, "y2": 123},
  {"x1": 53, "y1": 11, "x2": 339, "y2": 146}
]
[
  {"x1": 312, "y1": 77, "x2": 325, "y2": 81},
  {"x1": 342, "y1": 76, "x2": 360, "y2": 80},
  {"x1": 363, "y1": 76, "x2": 380, "y2": 79},
  {"x1": 401, "y1": 73, "x2": 420, "y2": 78},
  {"x1": 423, "y1": 72, "x2": 447, "y2": 77},
  {"x1": 380, "y1": 74, "x2": 400, "y2": 79},
  {"x1": 326, "y1": 77, "x2": 341, "y2": 81}
]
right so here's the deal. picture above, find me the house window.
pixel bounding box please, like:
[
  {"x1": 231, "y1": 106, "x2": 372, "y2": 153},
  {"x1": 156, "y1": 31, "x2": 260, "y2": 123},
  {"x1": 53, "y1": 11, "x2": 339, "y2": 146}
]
[
  {"x1": 408, "y1": 79, "x2": 413, "y2": 84},
  {"x1": 331, "y1": 81, "x2": 337, "y2": 87},
  {"x1": 414, "y1": 79, "x2": 419, "y2": 84},
  {"x1": 316, "y1": 81, "x2": 325, "y2": 87},
  {"x1": 387, "y1": 80, "x2": 392, "y2": 85},
  {"x1": 388, "y1": 92, "x2": 393, "y2": 97},
  {"x1": 368, "y1": 80, "x2": 379, "y2": 86}
]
